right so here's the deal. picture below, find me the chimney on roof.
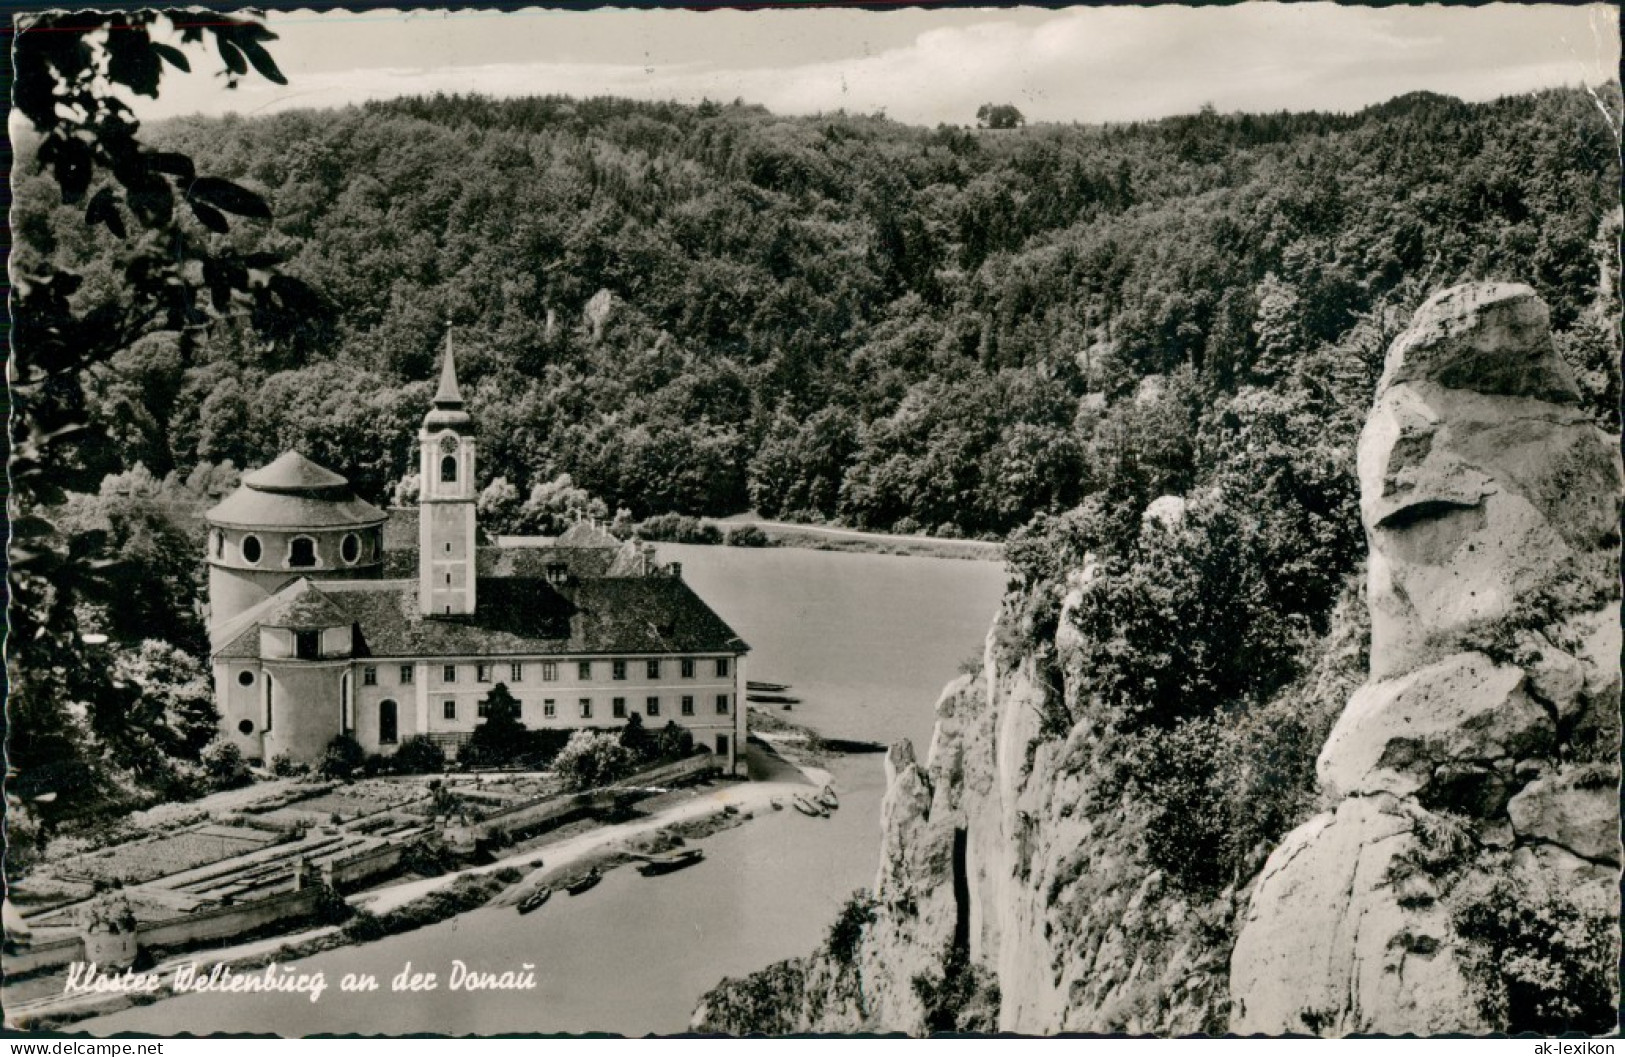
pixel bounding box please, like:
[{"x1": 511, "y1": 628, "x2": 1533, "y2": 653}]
[{"x1": 669, "y1": 562, "x2": 682, "y2": 579}]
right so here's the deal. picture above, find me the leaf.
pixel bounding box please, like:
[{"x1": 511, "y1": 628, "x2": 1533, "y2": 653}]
[
  {"x1": 236, "y1": 36, "x2": 287, "y2": 85},
  {"x1": 188, "y1": 176, "x2": 271, "y2": 219},
  {"x1": 188, "y1": 198, "x2": 230, "y2": 234},
  {"x1": 147, "y1": 151, "x2": 195, "y2": 181},
  {"x1": 40, "y1": 134, "x2": 94, "y2": 203},
  {"x1": 105, "y1": 25, "x2": 161, "y2": 97},
  {"x1": 216, "y1": 35, "x2": 247, "y2": 76},
  {"x1": 84, "y1": 187, "x2": 127, "y2": 238},
  {"x1": 150, "y1": 41, "x2": 190, "y2": 72}
]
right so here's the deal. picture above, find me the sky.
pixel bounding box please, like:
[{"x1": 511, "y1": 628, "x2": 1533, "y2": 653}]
[{"x1": 100, "y1": 3, "x2": 1623, "y2": 126}]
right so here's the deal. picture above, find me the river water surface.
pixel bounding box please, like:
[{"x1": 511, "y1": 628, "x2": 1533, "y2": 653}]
[{"x1": 89, "y1": 544, "x2": 1006, "y2": 1036}]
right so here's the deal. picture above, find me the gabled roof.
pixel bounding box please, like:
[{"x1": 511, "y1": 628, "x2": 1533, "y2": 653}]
[
  {"x1": 554, "y1": 521, "x2": 621, "y2": 549},
  {"x1": 257, "y1": 579, "x2": 353, "y2": 629},
  {"x1": 213, "y1": 574, "x2": 747, "y2": 661}
]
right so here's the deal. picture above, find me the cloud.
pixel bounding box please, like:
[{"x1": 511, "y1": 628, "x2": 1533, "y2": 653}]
[{"x1": 130, "y1": 4, "x2": 1619, "y2": 126}]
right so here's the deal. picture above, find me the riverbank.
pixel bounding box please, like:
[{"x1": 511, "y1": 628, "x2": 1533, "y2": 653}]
[
  {"x1": 10, "y1": 738, "x2": 830, "y2": 1032},
  {"x1": 703, "y1": 516, "x2": 1002, "y2": 561}
]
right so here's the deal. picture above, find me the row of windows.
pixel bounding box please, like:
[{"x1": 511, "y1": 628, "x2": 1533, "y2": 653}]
[
  {"x1": 215, "y1": 530, "x2": 376, "y2": 569},
  {"x1": 358, "y1": 657, "x2": 731, "y2": 686},
  {"x1": 371, "y1": 694, "x2": 731, "y2": 743}
]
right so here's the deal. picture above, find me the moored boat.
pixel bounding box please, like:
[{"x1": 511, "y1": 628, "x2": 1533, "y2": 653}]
[
  {"x1": 637, "y1": 848, "x2": 704, "y2": 875},
  {"x1": 565, "y1": 869, "x2": 602, "y2": 896},
  {"x1": 792, "y1": 796, "x2": 826, "y2": 818},
  {"x1": 517, "y1": 886, "x2": 553, "y2": 914},
  {"x1": 818, "y1": 786, "x2": 839, "y2": 811}
]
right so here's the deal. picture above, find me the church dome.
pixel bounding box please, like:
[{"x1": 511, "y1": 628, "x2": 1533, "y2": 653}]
[{"x1": 206, "y1": 452, "x2": 387, "y2": 530}]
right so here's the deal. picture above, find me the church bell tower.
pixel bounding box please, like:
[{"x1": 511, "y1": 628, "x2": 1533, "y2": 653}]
[{"x1": 419, "y1": 328, "x2": 477, "y2": 617}]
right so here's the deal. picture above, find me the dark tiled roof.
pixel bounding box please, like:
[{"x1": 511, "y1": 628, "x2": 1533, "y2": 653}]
[
  {"x1": 258, "y1": 580, "x2": 352, "y2": 629},
  {"x1": 207, "y1": 489, "x2": 388, "y2": 530},
  {"x1": 382, "y1": 508, "x2": 419, "y2": 550},
  {"x1": 479, "y1": 546, "x2": 616, "y2": 580},
  {"x1": 214, "y1": 576, "x2": 747, "y2": 660},
  {"x1": 554, "y1": 521, "x2": 621, "y2": 549}
]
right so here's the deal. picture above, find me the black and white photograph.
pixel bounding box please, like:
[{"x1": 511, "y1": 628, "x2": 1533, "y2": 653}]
[{"x1": 4, "y1": 1, "x2": 1621, "y2": 1040}]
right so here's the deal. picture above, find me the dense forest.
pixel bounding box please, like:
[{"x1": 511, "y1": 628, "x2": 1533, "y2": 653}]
[{"x1": 10, "y1": 84, "x2": 1620, "y2": 850}]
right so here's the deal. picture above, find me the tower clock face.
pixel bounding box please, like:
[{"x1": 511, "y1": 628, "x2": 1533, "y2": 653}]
[{"x1": 439, "y1": 434, "x2": 460, "y2": 454}]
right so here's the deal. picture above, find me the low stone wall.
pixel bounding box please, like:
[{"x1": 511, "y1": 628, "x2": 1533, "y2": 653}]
[
  {"x1": 137, "y1": 887, "x2": 323, "y2": 952},
  {"x1": 321, "y1": 843, "x2": 406, "y2": 889},
  {"x1": 3, "y1": 935, "x2": 85, "y2": 975}
]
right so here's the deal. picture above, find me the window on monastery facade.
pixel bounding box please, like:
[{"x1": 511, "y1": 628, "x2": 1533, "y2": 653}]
[
  {"x1": 646, "y1": 696, "x2": 660, "y2": 717},
  {"x1": 400, "y1": 665, "x2": 415, "y2": 684},
  {"x1": 241, "y1": 535, "x2": 262, "y2": 564},
  {"x1": 613, "y1": 660, "x2": 627, "y2": 680},
  {"x1": 681, "y1": 658, "x2": 695, "y2": 678},
  {"x1": 296, "y1": 630, "x2": 319, "y2": 660},
  {"x1": 613, "y1": 697, "x2": 627, "y2": 718},
  {"x1": 238, "y1": 719, "x2": 254, "y2": 735},
  {"x1": 542, "y1": 662, "x2": 558, "y2": 681},
  {"x1": 717, "y1": 694, "x2": 731, "y2": 715},
  {"x1": 716, "y1": 658, "x2": 731, "y2": 678},
  {"x1": 443, "y1": 700, "x2": 456, "y2": 720},
  {"x1": 546, "y1": 563, "x2": 568, "y2": 585},
  {"x1": 237, "y1": 670, "x2": 255, "y2": 687},
  {"x1": 579, "y1": 698, "x2": 592, "y2": 719},
  {"x1": 681, "y1": 695, "x2": 694, "y2": 717},
  {"x1": 646, "y1": 659, "x2": 660, "y2": 679},
  {"x1": 544, "y1": 698, "x2": 556, "y2": 718},
  {"x1": 443, "y1": 665, "x2": 457, "y2": 683},
  {"x1": 510, "y1": 663, "x2": 523, "y2": 682},
  {"x1": 717, "y1": 734, "x2": 730, "y2": 757},
  {"x1": 578, "y1": 661, "x2": 592, "y2": 680},
  {"x1": 288, "y1": 536, "x2": 318, "y2": 568},
  {"x1": 341, "y1": 533, "x2": 360, "y2": 564},
  {"x1": 477, "y1": 664, "x2": 492, "y2": 683},
  {"x1": 441, "y1": 455, "x2": 458, "y2": 484},
  {"x1": 379, "y1": 700, "x2": 398, "y2": 744},
  {"x1": 363, "y1": 667, "x2": 377, "y2": 686},
  {"x1": 478, "y1": 699, "x2": 489, "y2": 718}
]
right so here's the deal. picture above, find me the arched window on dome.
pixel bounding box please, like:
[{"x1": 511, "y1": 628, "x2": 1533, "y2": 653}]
[
  {"x1": 213, "y1": 530, "x2": 225, "y2": 559},
  {"x1": 241, "y1": 535, "x2": 262, "y2": 565},
  {"x1": 440, "y1": 455, "x2": 458, "y2": 485},
  {"x1": 341, "y1": 533, "x2": 360, "y2": 564},
  {"x1": 288, "y1": 536, "x2": 318, "y2": 568}
]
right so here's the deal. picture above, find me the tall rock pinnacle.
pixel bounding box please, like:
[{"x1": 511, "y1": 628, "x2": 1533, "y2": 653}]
[{"x1": 1228, "y1": 283, "x2": 1622, "y2": 1035}]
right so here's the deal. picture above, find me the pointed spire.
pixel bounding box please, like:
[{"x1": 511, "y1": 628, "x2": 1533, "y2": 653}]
[
  {"x1": 423, "y1": 323, "x2": 472, "y2": 431},
  {"x1": 433, "y1": 323, "x2": 463, "y2": 407}
]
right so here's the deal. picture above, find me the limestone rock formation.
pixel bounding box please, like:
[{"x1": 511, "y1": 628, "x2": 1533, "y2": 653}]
[
  {"x1": 1229, "y1": 282, "x2": 1621, "y2": 1035},
  {"x1": 694, "y1": 282, "x2": 1619, "y2": 1039}
]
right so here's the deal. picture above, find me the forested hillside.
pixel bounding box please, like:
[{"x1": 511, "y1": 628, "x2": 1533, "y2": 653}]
[
  {"x1": 15, "y1": 87, "x2": 1619, "y2": 538},
  {"x1": 10, "y1": 85, "x2": 1619, "y2": 840}
]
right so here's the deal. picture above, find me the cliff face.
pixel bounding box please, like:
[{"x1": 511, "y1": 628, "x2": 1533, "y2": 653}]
[
  {"x1": 1229, "y1": 283, "x2": 1622, "y2": 1035},
  {"x1": 694, "y1": 282, "x2": 1620, "y2": 1037}
]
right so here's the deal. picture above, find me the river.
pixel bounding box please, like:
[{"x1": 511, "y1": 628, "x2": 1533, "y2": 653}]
[{"x1": 88, "y1": 544, "x2": 1007, "y2": 1036}]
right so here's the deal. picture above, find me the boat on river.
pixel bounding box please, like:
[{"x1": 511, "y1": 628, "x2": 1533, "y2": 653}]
[
  {"x1": 565, "y1": 869, "x2": 602, "y2": 896},
  {"x1": 792, "y1": 796, "x2": 826, "y2": 818},
  {"x1": 818, "y1": 787, "x2": 839, "y2": 811},
  {"x1": 638, "y1": 848, "x2": 704, "y2": 876},
  {"x1": 516, "y1": 887, "x2": 553, "y2": 914}
]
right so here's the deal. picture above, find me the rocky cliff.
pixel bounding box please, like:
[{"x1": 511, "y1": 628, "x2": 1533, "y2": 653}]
[
  {"x1": 694, "y1": 282, "x2": 1620, "y2": 1036},
  {"x1": 1229, "y1": 282, "x2": 1622, "y2": 1035}
]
